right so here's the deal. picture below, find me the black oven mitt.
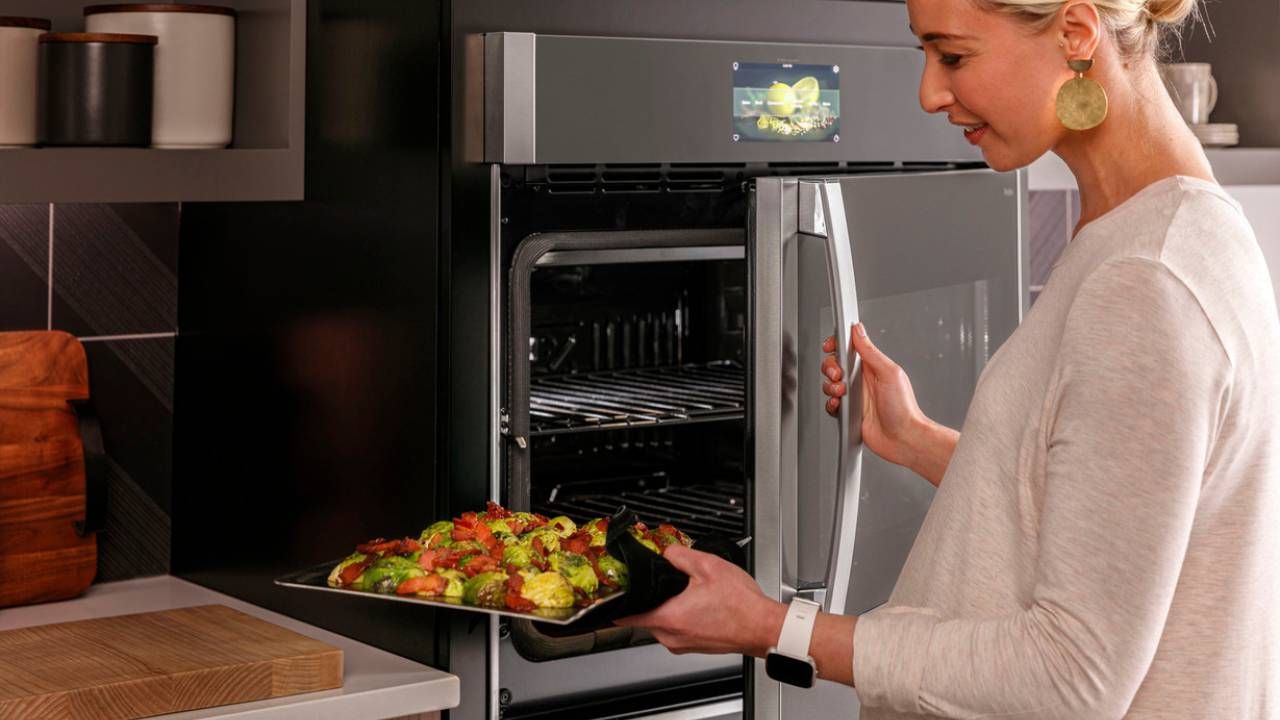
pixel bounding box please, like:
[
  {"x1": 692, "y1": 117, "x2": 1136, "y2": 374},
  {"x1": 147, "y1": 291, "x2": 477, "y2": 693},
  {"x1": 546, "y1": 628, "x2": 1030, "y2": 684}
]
[{"x1": 605, "y1": 506, "x2": 747, "y2": 617}]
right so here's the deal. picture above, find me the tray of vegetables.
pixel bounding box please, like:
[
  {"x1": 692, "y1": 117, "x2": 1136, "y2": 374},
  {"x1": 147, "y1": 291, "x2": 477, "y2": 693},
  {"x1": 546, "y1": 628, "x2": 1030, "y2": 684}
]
[{"x1": 274, "y1": 502, "x2": 695, "y2": 625}]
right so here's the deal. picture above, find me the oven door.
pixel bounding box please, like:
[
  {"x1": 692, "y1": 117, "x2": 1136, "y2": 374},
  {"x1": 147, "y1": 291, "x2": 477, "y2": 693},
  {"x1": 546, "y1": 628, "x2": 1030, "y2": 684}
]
[{"x1": 750, "y1": 169, "x2": 1025, "y2": 718}]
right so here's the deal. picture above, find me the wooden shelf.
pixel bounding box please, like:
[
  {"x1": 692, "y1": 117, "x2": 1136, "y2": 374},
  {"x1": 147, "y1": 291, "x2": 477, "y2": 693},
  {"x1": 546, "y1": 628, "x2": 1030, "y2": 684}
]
[
  {"x1": 1029, "y1": 148, "x2": 1280, "y2": 190},
  {"x1": 0, "y1": 147, "x2": 302, "y2": 203},
  {"x1": 0, "y1": 0, "x2": 305, "y2": 203}
]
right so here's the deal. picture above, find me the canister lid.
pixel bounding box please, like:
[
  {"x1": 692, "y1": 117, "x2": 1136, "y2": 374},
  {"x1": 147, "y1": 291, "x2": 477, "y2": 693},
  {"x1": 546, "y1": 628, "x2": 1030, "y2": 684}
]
[
  {"x1": 84, "y1": 4, "x2": 237, "y2": 17},
  {"x1": 39, "y1": 32, "x2": 160, "y2": 44},
  {"x1": 0, "y1": 17, "x2": 53, "y2": 30}
]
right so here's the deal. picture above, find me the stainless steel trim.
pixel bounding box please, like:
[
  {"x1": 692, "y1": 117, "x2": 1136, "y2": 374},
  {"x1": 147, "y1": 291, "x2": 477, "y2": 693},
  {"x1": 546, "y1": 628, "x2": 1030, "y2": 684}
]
[
  {"x1": 535, "y1": 246, "x2": 745, "y2": 266},
  {"x1": 488, "y1": 162, "x2": 503, "y2": 720},
  {"x1": 751, "y1": 176, "x2": 789, "y2": 720},
  {"x1": 489, "y1": 161, "x2": 503, "y2": 519},
  {"x1": 485, "y1": 32, "x2": 536, "y2": 164},
  {"x1": 806, "y1": 180, "x2": 863, "y2": 615},
  {"x1": 798, "y1": 183, "x2": 827, "y2": 238},
  {"x1": 636, "y1": 698, "x2": 743, "y2": 720}
]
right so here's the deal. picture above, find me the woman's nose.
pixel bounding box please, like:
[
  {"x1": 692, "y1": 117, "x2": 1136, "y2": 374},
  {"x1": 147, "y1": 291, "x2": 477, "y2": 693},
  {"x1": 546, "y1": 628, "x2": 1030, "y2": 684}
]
[{"x1": 918, "y1": 63, "x2": 955, "y2": 114}]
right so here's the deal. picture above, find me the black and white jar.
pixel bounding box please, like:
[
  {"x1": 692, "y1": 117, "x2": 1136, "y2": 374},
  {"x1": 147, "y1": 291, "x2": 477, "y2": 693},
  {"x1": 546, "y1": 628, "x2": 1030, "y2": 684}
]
[
  {"x1": 85, "y1": 4, "x2": 237, "y2": 149},
  {"x1": 40, "y1": 33, "x2": 158, "y2": 146}
]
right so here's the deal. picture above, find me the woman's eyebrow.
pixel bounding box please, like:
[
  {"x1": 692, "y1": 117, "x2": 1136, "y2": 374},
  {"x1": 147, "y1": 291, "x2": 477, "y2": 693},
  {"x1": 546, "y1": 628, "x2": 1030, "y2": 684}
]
[{"x1": 907, "y1": 24, "x2": 970, "y2": 42}]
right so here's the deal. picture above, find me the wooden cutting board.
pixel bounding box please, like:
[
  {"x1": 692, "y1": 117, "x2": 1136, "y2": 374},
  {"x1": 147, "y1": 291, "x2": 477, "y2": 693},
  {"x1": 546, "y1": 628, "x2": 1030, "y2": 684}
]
[
  {"x1": 0, "y1": 331, "x2": 97, "y2": 608},
  {"x1": 0, "y1": 604, "x2": 344, "y2": 719}
]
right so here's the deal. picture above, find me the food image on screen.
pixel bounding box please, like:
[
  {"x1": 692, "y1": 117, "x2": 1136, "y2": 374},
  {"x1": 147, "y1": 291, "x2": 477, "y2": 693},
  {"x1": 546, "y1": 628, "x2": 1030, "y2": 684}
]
[{"x1": 732, "y1": 61, "x2": 840, "y2": 142}]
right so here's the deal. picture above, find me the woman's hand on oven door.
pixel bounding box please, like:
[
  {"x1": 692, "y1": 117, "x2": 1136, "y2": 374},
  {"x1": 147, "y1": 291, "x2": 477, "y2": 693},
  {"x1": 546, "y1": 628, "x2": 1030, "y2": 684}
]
[
  {"x1": 613, "y1": 544, "x2": 786, "y2": 658},
  {"x1": 823, "y1": 323, "x2": 927, "y2": 468}
]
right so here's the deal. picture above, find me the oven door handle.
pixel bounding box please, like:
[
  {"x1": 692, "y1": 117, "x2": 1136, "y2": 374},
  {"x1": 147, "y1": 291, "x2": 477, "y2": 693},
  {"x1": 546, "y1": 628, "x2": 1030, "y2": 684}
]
[{"x1": 798, "y1": 179, "x2": 863, "y2": 615}]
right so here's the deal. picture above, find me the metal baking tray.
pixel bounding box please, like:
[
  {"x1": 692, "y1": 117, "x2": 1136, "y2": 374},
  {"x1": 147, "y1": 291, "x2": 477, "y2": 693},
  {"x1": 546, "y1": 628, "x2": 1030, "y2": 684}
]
[{"x1": 274, "y1": 559, "x2": 626, "y2": 625}]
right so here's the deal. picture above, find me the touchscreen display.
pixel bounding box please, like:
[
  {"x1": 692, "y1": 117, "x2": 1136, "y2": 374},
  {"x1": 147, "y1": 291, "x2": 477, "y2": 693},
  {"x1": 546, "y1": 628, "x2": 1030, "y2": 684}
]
[{"x1": 732, "y1": 62, "x2": 840, "y2": 143}]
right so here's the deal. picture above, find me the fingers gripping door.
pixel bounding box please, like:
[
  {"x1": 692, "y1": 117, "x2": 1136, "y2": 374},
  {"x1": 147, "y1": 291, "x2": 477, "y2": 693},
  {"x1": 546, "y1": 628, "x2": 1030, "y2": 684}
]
[{"x1": 750, "y1": 170, "x2": 1024, "y2": 719}]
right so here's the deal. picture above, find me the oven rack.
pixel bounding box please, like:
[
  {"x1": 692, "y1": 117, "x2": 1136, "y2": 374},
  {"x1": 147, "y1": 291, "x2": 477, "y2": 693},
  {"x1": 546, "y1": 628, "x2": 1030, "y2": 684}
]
[
  {"x1": 527, "y1": 362, "x2": 745, "y2": 436},
  {"x1": 534, "y1": 481, "x2": 746, "y2": 539}
]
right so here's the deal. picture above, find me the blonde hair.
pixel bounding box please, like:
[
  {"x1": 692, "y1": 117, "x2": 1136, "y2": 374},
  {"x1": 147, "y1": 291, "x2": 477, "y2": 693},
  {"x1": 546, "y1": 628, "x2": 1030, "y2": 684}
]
[{"x1": 975, "y1": 0, "x2": 1200, "y2": 60}]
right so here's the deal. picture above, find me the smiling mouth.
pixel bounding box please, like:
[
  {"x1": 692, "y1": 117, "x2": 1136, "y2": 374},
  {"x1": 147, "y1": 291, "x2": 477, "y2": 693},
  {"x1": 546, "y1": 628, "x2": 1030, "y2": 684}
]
[{"x1": 962, "y1": 123, "x2": 987, "y2": 136}]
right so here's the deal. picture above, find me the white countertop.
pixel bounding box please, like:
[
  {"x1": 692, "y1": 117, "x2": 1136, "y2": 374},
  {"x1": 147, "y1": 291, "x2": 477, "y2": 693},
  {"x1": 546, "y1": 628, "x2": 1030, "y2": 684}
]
[{"x1": 0, "y1": 575, "x2": 460, "y2": 720}]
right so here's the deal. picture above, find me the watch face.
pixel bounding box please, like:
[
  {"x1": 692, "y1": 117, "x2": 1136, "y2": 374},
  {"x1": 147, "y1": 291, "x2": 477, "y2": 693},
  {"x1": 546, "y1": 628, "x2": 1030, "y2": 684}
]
[{"x1": 766, "y1": 652, "x2": 816, "y2": 689}]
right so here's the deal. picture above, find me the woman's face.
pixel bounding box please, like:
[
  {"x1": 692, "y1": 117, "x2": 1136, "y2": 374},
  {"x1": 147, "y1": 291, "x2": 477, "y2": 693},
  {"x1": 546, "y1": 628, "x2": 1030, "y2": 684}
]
[{"x1": 906, "y1": 0, "x2": 1069, "y2": 171}]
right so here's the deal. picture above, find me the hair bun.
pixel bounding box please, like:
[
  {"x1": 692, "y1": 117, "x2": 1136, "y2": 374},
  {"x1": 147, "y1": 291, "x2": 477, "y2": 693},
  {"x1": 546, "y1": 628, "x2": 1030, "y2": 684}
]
[{"x1": 1146, "y1": 0, "x2": 1197, "y2": 25}]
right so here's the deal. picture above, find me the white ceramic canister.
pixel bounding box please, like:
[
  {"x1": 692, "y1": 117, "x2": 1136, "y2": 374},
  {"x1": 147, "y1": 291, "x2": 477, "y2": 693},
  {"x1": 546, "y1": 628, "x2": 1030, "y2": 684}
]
[
  {"x1": 84, "y1": 4, "x2": 236, "y2": 149},
  {"x1": 0, "y1": 17, "x2": 52, "y2": 148}
]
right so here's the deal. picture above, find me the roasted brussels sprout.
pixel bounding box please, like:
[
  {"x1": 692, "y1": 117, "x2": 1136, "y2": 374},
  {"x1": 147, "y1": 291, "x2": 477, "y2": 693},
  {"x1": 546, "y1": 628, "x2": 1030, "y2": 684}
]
[
  {"x1": 450, "y1": 540, "x2": 488, "y2": 556},
  {"x1": 629, "y1": 526, "x2": 661, "y2": 554},
  {"x1": 503, "y1": 543, "x2": 537, "y2": 568},
  {"x1": 419, "y1": 520, "x2": 454, "y2": 549},
  {"x1": 510, "y1": 511, "x2": 542, "y2": 529},
  {"x1": 651, "y1": 523, "x2": 693, "y2": 550},
  {"x1": 519, "y1": 570, "x2": 575, "y2": 609},
  {"x1": 582, "y1": 517, "x2": 609, "y2": 547},
  {"x1": 462, "y1": 570, "x2": 509, "y2": 607},
  {"x1": 354, "y1": 556, "x2": 425, "y2": 594},
  {"x1": 523, "y1": 528, "x2": 561, "y2": 554},
  {"x1": 437, "y1": 569, "x2": 466, "y2": 599},
  {"x1": 327, "y1": 552, "x2": 369, "y2": 587},
  {"x1": 595, "y1": 553, "x2": 629, "y2": 590},
  {"x1": 486, "y1": 518, "x2": 514, "y2": 535},
  {"x1": 550, "y1": 551, "x2": 598, "y2": 595},
  {"x1": 547, "y1": 515, "x2": 577, "y2": 538},
  {"x1": 456, "y1": 553, "x2": 490, "y2": 573}
]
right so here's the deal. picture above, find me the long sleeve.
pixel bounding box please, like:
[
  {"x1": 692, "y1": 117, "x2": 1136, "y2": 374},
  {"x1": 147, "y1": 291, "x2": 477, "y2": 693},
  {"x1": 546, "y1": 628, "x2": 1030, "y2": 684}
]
[{"x1": 852, "y1": 256, "x2": 1232, "y2": 719}]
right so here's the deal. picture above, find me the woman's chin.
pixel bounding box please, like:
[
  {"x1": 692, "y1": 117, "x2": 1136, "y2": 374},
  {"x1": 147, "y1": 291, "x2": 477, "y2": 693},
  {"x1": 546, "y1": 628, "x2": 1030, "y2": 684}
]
[{"x1": 979, "y1": 147, "x2": 1035, "y2": 173}]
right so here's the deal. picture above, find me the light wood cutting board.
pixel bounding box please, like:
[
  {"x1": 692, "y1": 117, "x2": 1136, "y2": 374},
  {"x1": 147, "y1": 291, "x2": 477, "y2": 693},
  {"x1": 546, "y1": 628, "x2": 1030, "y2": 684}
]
[{"x1": 0, "y1": 604, "x2": 344, "y2": 719}]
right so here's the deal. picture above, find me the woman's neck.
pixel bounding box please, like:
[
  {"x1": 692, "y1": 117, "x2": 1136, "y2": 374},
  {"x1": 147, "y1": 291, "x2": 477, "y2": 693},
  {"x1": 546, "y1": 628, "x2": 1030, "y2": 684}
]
[{"x1": 1053, "y1": 59, "x2": 1215, "y2": 236}]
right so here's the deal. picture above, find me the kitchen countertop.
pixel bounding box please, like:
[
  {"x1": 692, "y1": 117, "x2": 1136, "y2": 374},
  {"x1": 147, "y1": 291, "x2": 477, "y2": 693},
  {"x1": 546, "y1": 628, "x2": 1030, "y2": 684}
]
[{"x1": 0, "y1": 575, "x2": 460, "y2": 720}]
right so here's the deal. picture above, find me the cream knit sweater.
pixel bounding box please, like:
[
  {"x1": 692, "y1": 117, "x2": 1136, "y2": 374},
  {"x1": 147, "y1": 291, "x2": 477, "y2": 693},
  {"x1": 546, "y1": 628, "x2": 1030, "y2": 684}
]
[{"x1": 853, "y1": 176, "x2": 1280, "y2": 719}]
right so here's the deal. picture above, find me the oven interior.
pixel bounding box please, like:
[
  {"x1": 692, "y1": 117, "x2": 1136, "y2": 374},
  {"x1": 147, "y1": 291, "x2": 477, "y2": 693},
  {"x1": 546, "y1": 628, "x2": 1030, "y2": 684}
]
[
  {"x1": 495, "y1": 168, "x2": 753, "y2": 718},
  {"x1": 525, "y1": 257, "x2": 748, "y2": 536},
  {"x1": 506, "y1": 250, "x2": 750, "y2": 652}
]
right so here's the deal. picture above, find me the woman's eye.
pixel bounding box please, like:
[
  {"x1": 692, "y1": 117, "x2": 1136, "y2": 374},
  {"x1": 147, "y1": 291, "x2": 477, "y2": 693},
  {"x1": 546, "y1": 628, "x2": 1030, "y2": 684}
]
[{"x1": 940, "y1": 53, "x2": 962, "y2": 66}]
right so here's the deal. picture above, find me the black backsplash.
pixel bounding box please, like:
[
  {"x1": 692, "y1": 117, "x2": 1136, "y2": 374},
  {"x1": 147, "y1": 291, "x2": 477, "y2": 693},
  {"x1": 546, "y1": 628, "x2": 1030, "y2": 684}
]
[
  {"x1": 0, "y1": 201, "x2": 178, "y2": 583},
  {"x1": 169, "y1": 0, "x2": 446, "y2": 667}
]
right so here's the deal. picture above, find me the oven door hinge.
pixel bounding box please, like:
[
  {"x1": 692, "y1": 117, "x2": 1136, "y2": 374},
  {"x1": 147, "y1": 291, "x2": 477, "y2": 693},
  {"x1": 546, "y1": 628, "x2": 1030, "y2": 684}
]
[{"x1": 499, "y1": 408, "x2": 527, "y2": 449}]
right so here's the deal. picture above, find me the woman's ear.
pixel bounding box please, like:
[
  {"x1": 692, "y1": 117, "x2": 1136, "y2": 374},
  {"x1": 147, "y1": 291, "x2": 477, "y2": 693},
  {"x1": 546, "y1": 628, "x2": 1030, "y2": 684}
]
[{"x1": 1055, "y1": 0, "x2": 1103, "y2": 60}]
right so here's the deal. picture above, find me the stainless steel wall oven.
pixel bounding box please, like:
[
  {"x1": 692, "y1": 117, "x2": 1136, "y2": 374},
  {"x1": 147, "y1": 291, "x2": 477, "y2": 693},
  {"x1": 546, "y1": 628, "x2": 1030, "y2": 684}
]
[{"x1": 445, "y1": 25, "x2": 1027, "y2": 720}]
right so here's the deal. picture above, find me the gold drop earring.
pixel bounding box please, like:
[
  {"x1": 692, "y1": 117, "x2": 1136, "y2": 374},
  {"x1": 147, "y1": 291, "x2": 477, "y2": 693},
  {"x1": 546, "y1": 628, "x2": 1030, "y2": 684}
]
[{"x1": 1055, "y1": 57, "x2": 1108, "y2": 131}]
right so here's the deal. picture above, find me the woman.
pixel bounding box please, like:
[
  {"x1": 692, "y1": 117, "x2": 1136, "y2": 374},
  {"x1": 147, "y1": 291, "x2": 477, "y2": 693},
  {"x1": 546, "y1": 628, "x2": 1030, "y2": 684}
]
[{"x1": 616, "y1": 0, "x2": 1280, "y2": 717}]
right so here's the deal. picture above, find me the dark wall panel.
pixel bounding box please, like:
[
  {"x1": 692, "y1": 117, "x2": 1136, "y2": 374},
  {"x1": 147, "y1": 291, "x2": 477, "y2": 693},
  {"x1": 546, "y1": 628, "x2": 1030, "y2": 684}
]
[{"x1": 172, "y1": 0, "x2": 445, "y2": 666}]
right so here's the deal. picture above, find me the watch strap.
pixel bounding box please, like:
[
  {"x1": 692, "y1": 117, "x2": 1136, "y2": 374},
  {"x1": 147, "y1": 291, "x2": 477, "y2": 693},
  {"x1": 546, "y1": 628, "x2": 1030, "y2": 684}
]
[{"x1": 776, "y1": 597, "x2": 820, "y2": 659}]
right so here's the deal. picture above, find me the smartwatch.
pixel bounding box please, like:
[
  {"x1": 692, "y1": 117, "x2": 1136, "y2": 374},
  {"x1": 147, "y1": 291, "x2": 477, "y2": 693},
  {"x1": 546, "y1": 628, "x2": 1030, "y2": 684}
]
[{"x1": 765, "y1": 597, "x2": 821, "y2": 688}]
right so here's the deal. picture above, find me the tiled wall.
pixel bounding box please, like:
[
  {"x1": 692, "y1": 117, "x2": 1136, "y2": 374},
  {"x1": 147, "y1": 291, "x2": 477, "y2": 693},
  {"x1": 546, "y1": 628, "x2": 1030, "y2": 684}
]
[
  {"x1": 1028, "y1": 189, "x2": 1081, "y2": 304},
  {"x1": 0, "y1": 203, "x2": 175, "y2": 583}
]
